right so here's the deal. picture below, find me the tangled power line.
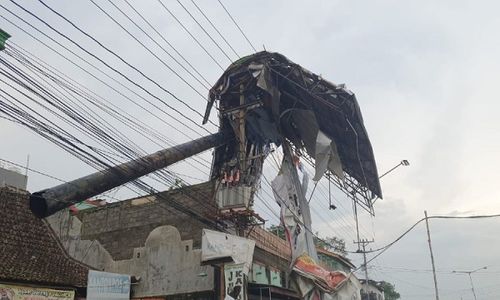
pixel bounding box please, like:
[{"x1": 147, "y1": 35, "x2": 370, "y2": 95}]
[{"x1": 4, "y1": 1, "x2": 494, "y2": 269}]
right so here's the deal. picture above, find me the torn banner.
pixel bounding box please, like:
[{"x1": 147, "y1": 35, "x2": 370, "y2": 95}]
[
  {"x1": 201, "y1": 229, "x2": 255, "y2": 275},
  {"x1": 271, "y1": 146, "x2": 317, "y2": 263},
  {"x1": 313, "y1": 130, "x2": 344, "y2": 182},
  {"x1": 272, "y1": 145, "x2": 359, "y2": 299},
  {"x1": 293, "y1": 254, "x2": 361, "y2": 300}
]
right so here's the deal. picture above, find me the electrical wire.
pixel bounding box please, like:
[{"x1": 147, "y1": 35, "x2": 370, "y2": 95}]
[
  {"x1": 354, "y1": 213, "x2": 500, "y2": 272},
  {"x1": 0, "y1": 13, "x2": 203, "y2": 141},
  {"x1": 90, "y1": 0, "x2": 210, "y2": 98},
  {"x1": 175, "y1": 0, "x2": 234, "y2": 62},
  {"x1": 120, "y1": 0, "x2": 212, "y2": 87},
  {"x1": 156, "y1": 0, "x2": 225, "y2": 70},
  {"x1": 10, "y1": 0, "x2": 215, "y2": 133},
  {"x1": 0, "y1": 43, "x2": 223, "y2": 227},
  {"x1": 217, "y1": 0, "x2": 257, "y2": 52},
  {"x1": 189, "y1": 0, "x2": 240, "y2": 58}
]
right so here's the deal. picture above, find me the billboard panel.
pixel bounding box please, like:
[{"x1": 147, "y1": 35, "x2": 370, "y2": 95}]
[{"x1": 0, "y1": 284, "x2": 74, "y2": 300}]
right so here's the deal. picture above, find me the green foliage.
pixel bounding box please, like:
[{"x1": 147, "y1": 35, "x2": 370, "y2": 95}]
[
  {"x1": 379, "y1": 281, "x2": 400, "y2": 300},
  {"x1": 267, "y1": 224, "x2": 286, "y2": 240},
  {"x1": 313, "y1": 232, "x2": 347, "y2": 256},
  {"x1": 266, "y1": 226, "x2": 347, "y2": 257}
]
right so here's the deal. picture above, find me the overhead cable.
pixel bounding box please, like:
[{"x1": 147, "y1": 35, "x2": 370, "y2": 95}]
[{"x1": 217, "y1": 0, "x2": 257, "y2": 52}]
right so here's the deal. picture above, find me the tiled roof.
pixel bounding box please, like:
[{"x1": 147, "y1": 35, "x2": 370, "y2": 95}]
[{"x1": 0, "y1": 187, "x2": 89, "y2": 287}]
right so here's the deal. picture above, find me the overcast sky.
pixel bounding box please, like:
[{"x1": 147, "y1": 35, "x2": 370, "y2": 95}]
[{"x1": 1, "y1": 0, "x2": 500, "y2": 299}]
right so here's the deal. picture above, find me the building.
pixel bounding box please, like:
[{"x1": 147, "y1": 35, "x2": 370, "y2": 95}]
[
  {"x1": 47, "y1": 181, "x2": 299, "y2": 299},
  {"x1": 359, "y1": 280, "x2": 385, "y2": 300},
  {"x1": 0, "y1": 166, "x2": 27, "y2": 190},
  {"x1": 316, "y1": 247, "x2": 355, "y2": 274},
  {"x1": 0, "y1": 187, "x2": 89, "y2": 299}
]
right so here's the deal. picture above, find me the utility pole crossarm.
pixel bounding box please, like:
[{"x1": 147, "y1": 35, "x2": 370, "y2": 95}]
[{"x1": 452, "y1": 266, "x2": 486, "y2": 300}]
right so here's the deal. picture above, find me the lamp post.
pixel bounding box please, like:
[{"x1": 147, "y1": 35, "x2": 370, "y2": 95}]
[
  {"x1": 373, "y1": 160, "x2": 410, "y2": 205},
  {"x1": 452, "y1": 266, "x2": 487, "y2": 300},
  {"x1": 379, "y1": 160, "x2": 410, "y2": 179}
]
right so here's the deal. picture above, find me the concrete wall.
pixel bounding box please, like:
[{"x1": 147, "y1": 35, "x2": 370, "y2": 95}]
[
  {"x1": 0, "y1": 167, "x2": 27, "y2": 190},
  {"x1": 47, "y1": 209, "x2": 114, "y2": 271},
  {"x1": 77, "y1": 182, "x2": 216, "y2": 260},
  {"x1": 46, "y1": 181, "x2": 297, "y2": 298},
  {"x1": 113, "y1": 225, "x2": 214, "y2": 297},
  {"x1": 47, "y1": 211, "x2": 214, "y2": 298}
]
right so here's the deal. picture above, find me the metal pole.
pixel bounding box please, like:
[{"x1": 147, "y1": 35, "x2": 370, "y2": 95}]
[
  {"x1": 354, "y1": 202, "x2": 361, "y2": 250},
  {"x1": 30, "y1": 132, "x2": 227, "y2": 217},
  {"x1": 378, "y1": 160, "x2": 409, "y2": 179},
  {"x1": 362, "y1": 241, "x2": 369, "y2": 293},
  {"x1": 468, "y1": 273, "x2": 477, "y2": 300},
  {"x1": 424, "y1": 210, "x2": 440, "y2": 300}
]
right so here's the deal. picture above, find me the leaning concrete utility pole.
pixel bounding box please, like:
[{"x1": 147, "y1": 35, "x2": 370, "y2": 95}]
[
  {"x1": 30, "y1": 132, "x2": 227, "y2": 218},
  {"x1": 424, "y1": 210, "x2": 440, "y2": 300}
]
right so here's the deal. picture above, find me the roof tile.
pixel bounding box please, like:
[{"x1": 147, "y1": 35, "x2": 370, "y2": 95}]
[{"x1": 0, "y1": 188, "x2": 88, "y2": 287}]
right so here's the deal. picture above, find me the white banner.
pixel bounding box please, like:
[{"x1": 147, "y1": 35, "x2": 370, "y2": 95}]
[{"x1": 201, "y1": 229, "x2": 255, "y2": 274}]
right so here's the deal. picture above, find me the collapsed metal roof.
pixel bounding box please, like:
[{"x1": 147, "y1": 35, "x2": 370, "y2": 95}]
[{"x1": 204, "y1": 51, "x2": 381, "y2": 210}]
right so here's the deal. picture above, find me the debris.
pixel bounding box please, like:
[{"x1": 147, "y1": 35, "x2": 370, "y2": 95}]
[{"x1": 206, "y1": 51, "x2": 382, "y2": 213}]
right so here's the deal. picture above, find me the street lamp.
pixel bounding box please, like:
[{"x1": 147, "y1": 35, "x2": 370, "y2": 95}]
[
  {"x1": 452, "y1": 266, "x2": 487, "y2": 300},
  {"x1": 372, "y1": 159, "x2": 410, "y2": 205},
  {"x1": 379, "y1": 160, "x2": 410, "y2": 179}
]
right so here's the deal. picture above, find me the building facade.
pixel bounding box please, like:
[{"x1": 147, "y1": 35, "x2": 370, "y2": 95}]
[{"x1": 47, "y1": 181, "x2": 298, "y2": 299}]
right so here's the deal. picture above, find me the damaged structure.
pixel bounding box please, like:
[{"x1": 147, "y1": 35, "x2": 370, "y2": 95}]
[
  {"x1": 28, "y1": 51, "x2": 382, "y2": 300},
  {"x1": 204, "y1": 51, "x2": 381, "y2": 299}
]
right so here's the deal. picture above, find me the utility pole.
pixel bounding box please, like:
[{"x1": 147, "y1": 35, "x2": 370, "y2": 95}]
[
  {"x1": 452, "y1": 266, "x2": 487, "y2": 300},
  {"x1": 424, "y1": 210, "x2": 440, "y2": 300},
  {"x1": 468, "y1": 273, "x2": 477, "y2": 300},
  {"x1": 353, "y1": 200, "x2": 374, "y2": 295},
  {"x1": 235, "y1": 84, "x2": 247, "y2": 238},
  {"x1": 354, "y1": 238, "x2": 374, "y2": 294}
]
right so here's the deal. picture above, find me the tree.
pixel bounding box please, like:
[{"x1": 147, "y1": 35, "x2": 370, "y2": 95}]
[
  {"x1": 267, "y1": 224, "x2": 286, "y2": 240},
  {"x1": 267, "y1": 226, "x2": 347, "y2": 257},
  {"x1": 313, "y1": 232, "x2": 347, "y2": 256},
  {"x1": 379, "y1": 281, "x2": 400, "y2": 300}
]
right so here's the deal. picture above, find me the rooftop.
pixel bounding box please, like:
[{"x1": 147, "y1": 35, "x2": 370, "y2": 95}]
[{"x1": 0, "y1": 187, "x2": 89, "y2": 287}]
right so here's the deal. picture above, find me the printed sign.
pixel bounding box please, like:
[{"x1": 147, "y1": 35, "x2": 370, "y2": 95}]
[
  {"x1": 0, "y1": 284, "x2": 74, "y2": 300},
  {"x1": 224, "y1": 263, "x2": 246, "y2": 300},
  {"x1": 87, "y1": 270, "x2": 131, "y2": 300}
]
